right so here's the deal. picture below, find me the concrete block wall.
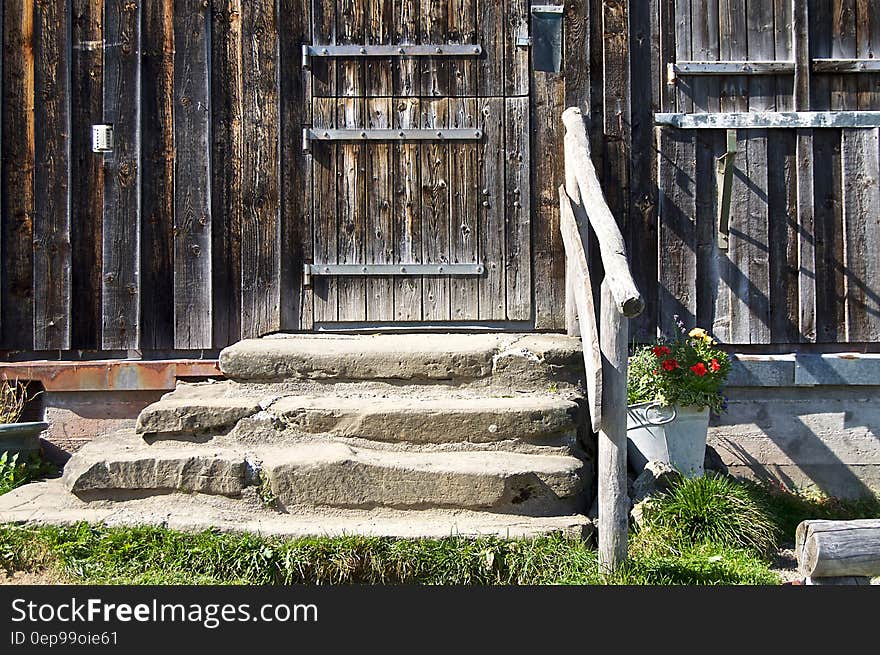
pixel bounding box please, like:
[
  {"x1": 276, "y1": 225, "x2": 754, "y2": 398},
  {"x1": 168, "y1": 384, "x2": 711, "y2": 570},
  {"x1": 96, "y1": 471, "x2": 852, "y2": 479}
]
[{"x1": 709, "y1": 354, "x2": 880, "y2": 499}]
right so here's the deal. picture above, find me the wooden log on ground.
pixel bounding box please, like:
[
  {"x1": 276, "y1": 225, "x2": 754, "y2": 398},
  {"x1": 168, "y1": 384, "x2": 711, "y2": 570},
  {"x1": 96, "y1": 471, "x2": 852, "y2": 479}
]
[
  {"x1": 561, "y1": 107, "x2": 644, "y2": 319},
  {"x1": 796, "y1": 519, "x2": 880, "y2": 578}
]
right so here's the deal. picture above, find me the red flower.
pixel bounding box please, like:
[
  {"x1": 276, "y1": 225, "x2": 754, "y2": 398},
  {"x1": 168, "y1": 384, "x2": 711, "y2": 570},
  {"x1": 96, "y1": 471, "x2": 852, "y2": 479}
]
[
  {"x1": 652, "y1": 346, "x2": 671, "y2": 358},
  {"x1": 710, "y1": 358, "x2": 721, "y2": 372},
  {"x1": 662, "y1": 358, "x2": 679, "y2": 372},
  {"x1": 690, "y1": 362, "x2": 708, "y2": 377}
]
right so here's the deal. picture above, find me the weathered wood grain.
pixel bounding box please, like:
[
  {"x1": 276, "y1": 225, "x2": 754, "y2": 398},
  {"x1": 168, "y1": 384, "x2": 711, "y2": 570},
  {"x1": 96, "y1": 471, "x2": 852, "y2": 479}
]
[
  {"x1": 312, "y1": 97, "x2": 339, "y2": 322},
  {"x1": 477, "y1": 97, "x2": 505, "y2": 319},
  {"x1": 174, "y1": 0, "x2": 212, "y2": 348},
  {"x1": 842, "y1": 127, "x2": 880, "y2": 341},
  {"x1": 311, "y1": 0, "x2": 336, "y2": 97},
  {"x1": 367, "y1": 0, "x2": 393, "y2": 95},
  {"x1": 102, "y1": 0, "x2": 141, "y2": 349},
  {"x1": 2, "y1": 0, "x2": 35, "y2": 349},
  {"x1": 280, "y1": 0, "x2": 312, "y2": 330},
  {"x1": 336, "y1": 97, "x2": 367, "y2": 321},
  {"x1": 559, "y1": 186, "x2": 601, "y2": 433},
  {"x1": 796, "y1": 519, "x2": 880, "y2": 578},
  {"x1": 450, "y1": 97, "x2": 478, "y2": 320},
  {"x1": 476, "y1": 0, "x2": 503, "y2": 97},
  {"x1": 658, "y1": 128, "x2": 697, "y2": 335},
  {"x1": 211, "y1": 0, "x2": 243, "y2": 346},
  {"x1": 505, "y1": 96, "x2": 531, "y2": 320},
  {"x1": 392, "y1": 0, "x2": 420, "y2": 96},
  {"x1": 141, "y1": 0, "x2": 175, "y2": 350},
  {"x1": 70, "y1": 0, "x2": 105, "y2": 349},
  {"x1": 241, "y1": 0, "x2": 281, "y2": 336},
  {"x1": 420, "y1": 98, "x2": 450, "y2": 320},
  {"x1": 392, "y1": 97, "x2": 422, "y2": 320},
  {"x1": 419, "y1": 0, "x2": 448, "y2": 96},
  {"x1": 366, "y1": 97, "x2": 394, "y2": 320},
  {"x1": 448, "y1": 0, "x2": 476, "y2": 97},
  {"x1": 338, "y1": 0, "x2": 365, "y2": 98},
  {"x1": 33, "y1": 0, "x2": 71, "y2": 350},
  {"x1": 505, "y1": 0, "x2": 528, "y2": 96}
]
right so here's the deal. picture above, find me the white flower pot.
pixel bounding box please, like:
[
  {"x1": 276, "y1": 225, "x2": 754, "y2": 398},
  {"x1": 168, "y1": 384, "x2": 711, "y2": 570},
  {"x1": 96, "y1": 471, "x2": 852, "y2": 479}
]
[{"x1": 626, "y1": 403, "x2": 709, "y2": 478}]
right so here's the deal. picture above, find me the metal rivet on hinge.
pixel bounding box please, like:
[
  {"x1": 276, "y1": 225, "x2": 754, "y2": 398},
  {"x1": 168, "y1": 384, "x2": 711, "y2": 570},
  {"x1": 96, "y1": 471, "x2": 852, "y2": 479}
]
[
  {"x1": 436, "y1": 47, "x2": 443, "y2": 54},
  {"x1": 323, "y1": 267, "x2": 330, "y2": 273},
  {"x1": 482, "y1": 200, "x2": 490, "y2": 207},
  {"x1": 321, "y1": 48, "x2": 329, "y2": 55},
  {"x1": 362, "y1": 266, "x2": 368, "y2": 273},
  {"x1": 360, "y1": 47, "x2": 367, "y2": 54},
  {"x1": 398, "y1": 47, "x2": 405, "y2": 54},
  {"x1": 400, "y1": 266, "x2": 407, "y2": 273}
]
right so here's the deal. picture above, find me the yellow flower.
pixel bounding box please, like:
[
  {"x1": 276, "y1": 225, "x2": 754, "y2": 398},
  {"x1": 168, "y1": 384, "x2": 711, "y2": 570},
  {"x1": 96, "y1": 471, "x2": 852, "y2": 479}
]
[{"x1": 688, "y1": 327, "x2": 717, "y2": 345}]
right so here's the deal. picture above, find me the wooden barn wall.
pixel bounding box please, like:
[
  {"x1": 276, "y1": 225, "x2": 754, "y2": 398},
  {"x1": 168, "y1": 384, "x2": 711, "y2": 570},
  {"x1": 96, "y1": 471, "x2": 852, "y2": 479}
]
[{"x1": 0, "y1": 0, "x2": 878, "y2": 352}]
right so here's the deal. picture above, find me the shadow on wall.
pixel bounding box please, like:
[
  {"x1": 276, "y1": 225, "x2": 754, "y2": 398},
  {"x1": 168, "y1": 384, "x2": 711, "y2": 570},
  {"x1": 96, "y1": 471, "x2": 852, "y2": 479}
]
[{"x1": 708, "y1": 387, "x2": 880, "y2": 499}]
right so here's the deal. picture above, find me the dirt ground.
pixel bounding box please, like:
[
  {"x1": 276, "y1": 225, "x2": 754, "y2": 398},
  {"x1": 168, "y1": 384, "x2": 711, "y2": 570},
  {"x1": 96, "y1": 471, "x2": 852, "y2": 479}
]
[{"x1": 0, "y1": 570, "x2": 61, "y2": 585}]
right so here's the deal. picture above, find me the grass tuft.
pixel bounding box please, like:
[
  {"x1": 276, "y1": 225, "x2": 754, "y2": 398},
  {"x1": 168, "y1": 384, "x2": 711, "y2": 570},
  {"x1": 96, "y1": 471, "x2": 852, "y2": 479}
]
[{"x1": 634, "y1": 474, "x2": 778, "y2": 558}]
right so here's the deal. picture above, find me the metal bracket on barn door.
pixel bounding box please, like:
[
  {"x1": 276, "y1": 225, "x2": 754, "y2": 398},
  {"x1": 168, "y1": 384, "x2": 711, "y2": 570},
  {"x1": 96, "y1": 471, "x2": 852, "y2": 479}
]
[
  {"x1": 302, "y1": 128, "x2": 483, "y2": 151},
  {"x1": 716, "y1": 130, "x2": 737, "y2": 251},
  {"x1": 303, "y1": 264, "x2": 485, "y2": 287},
  {"x1": 301, "y1": 44, "x2": 482, "y2": 69}
]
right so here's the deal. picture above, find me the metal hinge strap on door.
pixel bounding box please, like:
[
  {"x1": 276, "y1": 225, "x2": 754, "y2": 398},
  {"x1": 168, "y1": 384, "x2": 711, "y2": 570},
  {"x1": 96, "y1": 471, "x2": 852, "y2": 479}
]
[
  {"x1": 302, "y1": 44, "x2": 482, "y2": 68},
  {"x1": 304, "y1": 263, "x2": 485, "y2": 286},
  {"x1": 302, "y1": 128, "x2": 483, "y2": 151}
]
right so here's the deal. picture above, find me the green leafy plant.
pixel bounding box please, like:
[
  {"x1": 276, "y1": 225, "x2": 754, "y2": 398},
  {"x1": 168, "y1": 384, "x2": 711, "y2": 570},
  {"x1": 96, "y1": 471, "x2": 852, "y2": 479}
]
[
  {"x1": 0, "y1": 379, "x2": 30, "y2": 424},
  {"x1": 634, "y1": 474, "x2": 778, "y2": 558},
  {"x1": 628, "y1": 316, "x2": 731, "y2": 413},
  {"x1": 0, "y1": 452, "x2": 56, "y2": 496}
]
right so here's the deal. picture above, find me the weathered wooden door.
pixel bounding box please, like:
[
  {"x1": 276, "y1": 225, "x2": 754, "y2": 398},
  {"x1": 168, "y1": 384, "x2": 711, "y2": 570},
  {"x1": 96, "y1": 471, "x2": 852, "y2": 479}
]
[{"x1": 303, "y1": 0, "x2": 532, "y2": 326}]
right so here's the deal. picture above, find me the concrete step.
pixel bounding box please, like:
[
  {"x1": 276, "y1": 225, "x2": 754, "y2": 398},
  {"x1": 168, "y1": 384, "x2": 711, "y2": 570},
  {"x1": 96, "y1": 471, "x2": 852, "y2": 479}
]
[
  {"x1": 61, "y1": 431, "x2": 586, "y2": 516},
  {"x1": 218, "y1": 333, "x2": 584, "y2": 388},
  {"x1": 136, "y1": 380, "x2": 582, "y2": 449},
  {"x1": 0, "y1": 480, "x2": 594, "y2": 540}
]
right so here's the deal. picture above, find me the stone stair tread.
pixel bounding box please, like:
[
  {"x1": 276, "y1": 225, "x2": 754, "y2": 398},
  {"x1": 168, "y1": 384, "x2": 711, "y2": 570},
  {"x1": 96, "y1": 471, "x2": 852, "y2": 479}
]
[
  {"x1": 60, "y1": 432, "x2": 586, "y2": 515},
  {"x1": 138, "y1": 385, "x2": 581, "y2": 444},
  {"x1": 0, "y1": 480, "x2": 594, "y2": 540},
  {"x1": 218, "y1": 332, "x2": 582, "y2": 382}
]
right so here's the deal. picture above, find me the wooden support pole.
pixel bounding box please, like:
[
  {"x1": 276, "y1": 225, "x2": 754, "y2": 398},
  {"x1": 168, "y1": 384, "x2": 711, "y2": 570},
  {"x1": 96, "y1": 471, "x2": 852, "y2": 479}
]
[{"x1": 598, "y1": 278, "x2": 629, "y2": 571}]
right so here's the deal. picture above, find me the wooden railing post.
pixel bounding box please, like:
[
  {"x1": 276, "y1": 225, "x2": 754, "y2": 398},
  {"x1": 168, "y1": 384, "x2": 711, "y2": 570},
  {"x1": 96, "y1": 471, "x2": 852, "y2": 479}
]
[
  {"x1": 560, "y1": 106, "x2": 643, "y2": 573},
  {"x1": 598, "y1": 279, "x2": 630, "y2": 570}
]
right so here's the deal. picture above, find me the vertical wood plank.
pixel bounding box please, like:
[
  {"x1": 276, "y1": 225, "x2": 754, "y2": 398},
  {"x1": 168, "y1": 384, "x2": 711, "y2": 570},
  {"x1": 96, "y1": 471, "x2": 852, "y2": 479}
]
[
  {"x1": 2, "y1": 0, "x2": 34, "y2": 349},
  {"x1": 367, "y1": 0, "x2": 393, "y2": 94},
  {"x1": 338, "y1": 0, "x2": 365, "y2": 98},
  {"x1": 211, "y1": 0, "x2": 243, "y2": 346},
  {"x1": 70, "y1": 0, "x2": 104, "y2": 349},
  {"x1": 718, "y1": 0, "x2": 748, "y2": 112},
  {"x1": 241, "y1": 0, "x2": 281, "y2": 336},
  {"x1": 449, "y1": 97, "x2": 479, "y2": 320},
  {"x1": 811, "y1": 0, "x2": 846, "y2": 342},
  {"x1": 476, "y1": 0, "x2": 503, "y2": 97},
  {"x1": 531, "y1": 70, "x2": 565, "y2": 330},
  {"x1": 628, "y1": 0, "x2": 659, "y2": 340},
  {"x1": 393, "y1": 0, "x2": 420, "y2": 96},
  {"x1": 842, "y1": 125, "x2": 880, "y2": 341},
  {"x1": 392, "y1": 97, "x2": 422, "y2": 320},
  {"x1": 312, "y1": 98, "x2": 339, "y2": 322},
  {"x1": 141, "y1": 0, "x2": 174, "y2": 350},
  {"x1": 366, "y1": 97, "x2": 394, "y2": 320},
  {"x1": 33, "y1": 0, "x2": 71, "y2": 350},
  {"x1": 337, "y1": 97, "x2": 367, "y2": 321},
  {"x1": 657, "y1": 128, "x2": 697, "y2": 334},
  {"x1": 505, "y1": 0, "x2": 528, "y2": 96},
  {"x1": 420, "y1": 0, "x2": 448, "y2": 96},
  {"x1": 831, "y1": 0, "x2": 857, "y2": 111},
  {"x1": 280, "y1": 0, "x2": 312, "y2": 331},
  {"x1": 794, "y1": 0, "x2": 816, "y2": 342},
  {"x1": 312, "y1": 0, "x2": 336, "y2": 97},
  {"x1": 173, "y1": 0, "x2": 212, "y2": 348},
  {"x1": 420, "y1": 98, "x2": 451, "y2": 320},
  {"x1": 505, "y1": 96, "x2": 531, "y2": 320},
  {"x1": 447, "y1": 0, "x2": 476, "y2": 97},
  {"x1": 477, "y1": 97, "x2": 505, "y2": 319},
  {"x1": 102, "y1": 0, "x2": 141, "y2": 349}
]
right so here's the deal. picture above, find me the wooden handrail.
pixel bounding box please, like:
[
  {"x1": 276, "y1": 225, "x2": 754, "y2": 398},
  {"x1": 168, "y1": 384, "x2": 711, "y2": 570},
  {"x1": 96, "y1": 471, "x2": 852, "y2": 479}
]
[
  {"x1": 562, "y1": 107, "x2": 644, "y2": 318},
  {"x1": 559, "y1": 106, "x2": 643, "y2": 573}
]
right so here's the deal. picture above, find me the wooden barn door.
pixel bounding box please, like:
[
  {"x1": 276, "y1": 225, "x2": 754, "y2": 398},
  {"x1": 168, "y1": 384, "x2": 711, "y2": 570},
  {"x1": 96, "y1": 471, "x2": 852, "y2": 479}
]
[{"x1": 303, "y1": 0, "x2": 532, "y2": 327}]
